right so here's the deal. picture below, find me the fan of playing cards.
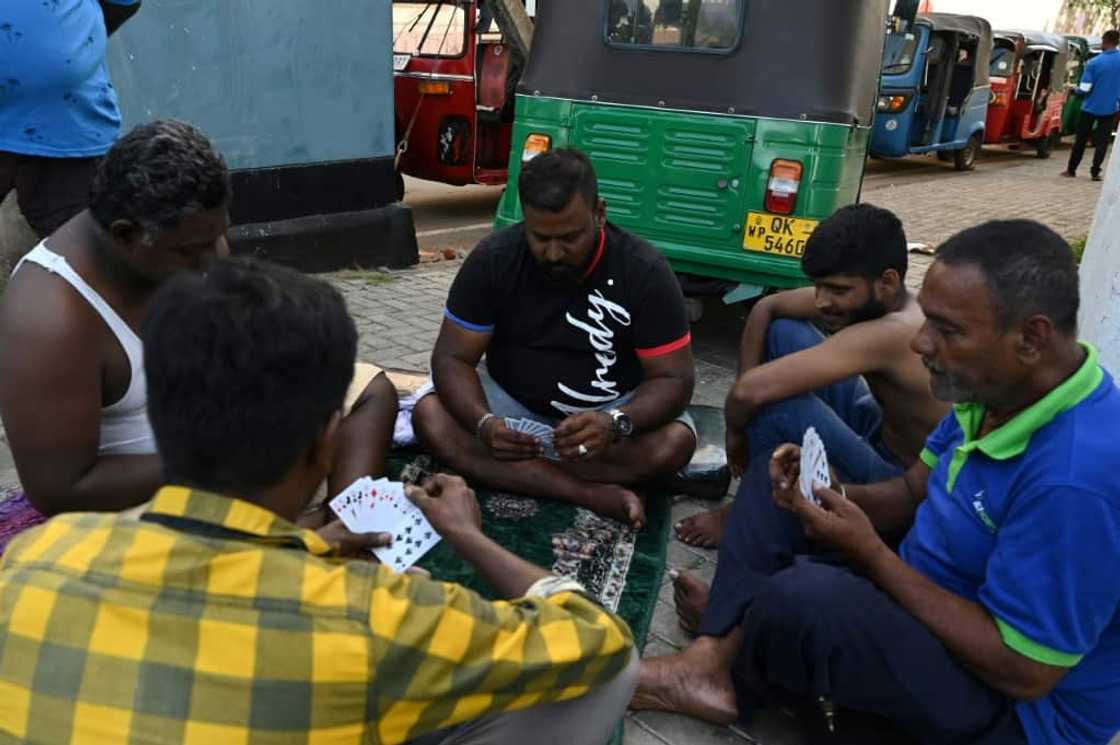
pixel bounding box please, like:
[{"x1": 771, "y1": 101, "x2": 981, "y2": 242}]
[
  {"x1": 329, "y1": 477, "x2": 441, "y2": 572},
  {"x1": 799, "y1": 427, "x2": 832, "y2": 507},
  {"x1": 505, "y1": 417, "x2": 561, "y2": 460}
]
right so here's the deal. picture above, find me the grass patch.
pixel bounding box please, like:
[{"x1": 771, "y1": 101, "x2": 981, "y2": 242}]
[
  {"x1": 1070, "y1": 236, "x2": 1088, "y2": 265},
  {"x1": 331, "y1": 269, "x2": 398, "y2": 286}
]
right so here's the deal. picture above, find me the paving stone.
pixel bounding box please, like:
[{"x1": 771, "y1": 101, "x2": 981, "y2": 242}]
[
  {"x1": 732, "y1": 711, "x2": 809, "y2": 745},
  {"x1": 635, "y1": 709, "x2": 754, "y2": 745},
  {"x1": 625, "y1": 717, "x2": 675, "y2": 745},
  {"x1": 665, "y1": 540, "x2": 707, "y2": 574},
  {"x1": 669, "y1": 497, "x2": 718, "y2": 527}
]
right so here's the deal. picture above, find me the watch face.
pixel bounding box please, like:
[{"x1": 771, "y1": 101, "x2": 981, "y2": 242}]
[{"x1": 613, "y1": 410, "x2": 634, "y2": 436}]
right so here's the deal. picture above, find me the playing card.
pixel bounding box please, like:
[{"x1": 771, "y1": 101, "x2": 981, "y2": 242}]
[
  {"x1": 365, "y1": 479, "x2": 410, "y2": 533},
  {"x1": 373, "y1": 508, "x2": 441, "y2": 572},
  {"x1": 328, "y1": 477, "x2": 375, "y2": 531},
  {"x1": 799, "y1": 427, "x2": 830, "y2": 506},
  {"x1": 504, "y1": 417, "x2": 561, "y2": 459}
]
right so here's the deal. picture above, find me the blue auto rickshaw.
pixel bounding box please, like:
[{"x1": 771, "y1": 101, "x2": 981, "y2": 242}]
[{"x1": 871, "y1": 13, "x2": 993, "y2": 171}]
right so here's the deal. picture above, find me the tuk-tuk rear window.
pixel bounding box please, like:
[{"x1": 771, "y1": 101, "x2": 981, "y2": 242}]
[
  {"x1": 882, "y1": 31, "x2": 918, "y2": 75},
  {"x1": 606, "y1": 0, "x2": 743, "y2": 52},
  {"x1": 393, "y1": 2, "x2": 467, "y2": 58},
  {"x1": 990, "y1": 45, "x2": 1016, "y2": 77}
]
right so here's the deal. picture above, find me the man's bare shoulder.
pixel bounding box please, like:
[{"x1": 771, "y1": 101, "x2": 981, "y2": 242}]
[
  {"x1": 0, "y1": 264, "x2": 102, "y2": 361},
  {"x1": 831, "y1": 299, "x2": 923, "y2": 352}
]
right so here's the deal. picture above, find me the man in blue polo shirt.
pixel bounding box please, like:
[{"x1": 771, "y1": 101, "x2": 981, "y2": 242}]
[
  {"x1": 634, "y1": 220, "x2": 1120, "y2": 745},
  {"x1": 0, "y1": 0, "x2": 141, "y2": 242},
  {"x1": 1064, "y1": 29, "x2": 1120, "y2": 181}
]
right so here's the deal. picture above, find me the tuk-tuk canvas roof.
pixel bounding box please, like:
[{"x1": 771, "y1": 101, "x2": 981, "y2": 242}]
[
  {"x1": 997, "y1": 29, "x2": 1068, "y2": 52},
  {"x1": 916, "y1": 13, "x2": 992, "y2": 88},
  {"x1": 918, "y1": 12, "x2": 991, "y2": 43},
  {"x1": 995, "y1": 29, "x2": 1070, "y2": 93},
  {"x1": 518, "y1": 0, "x2": 889, "y2": 125}
]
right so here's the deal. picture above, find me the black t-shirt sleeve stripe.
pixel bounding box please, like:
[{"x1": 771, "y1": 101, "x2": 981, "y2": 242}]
[
  {"x1": 445, "y1": 245, "x2": 497, "y2": 331},
  {"x1": 636, "y1": 331, "x2": 692, "y2": 358},
  {"x1": 630, "y1": 252, "x2": 691, "y2": 352}
]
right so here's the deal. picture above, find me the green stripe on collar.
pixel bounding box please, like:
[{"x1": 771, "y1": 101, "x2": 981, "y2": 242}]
[{"x1": 945, "y1": 343, "x2": 1103, "y2": 491}]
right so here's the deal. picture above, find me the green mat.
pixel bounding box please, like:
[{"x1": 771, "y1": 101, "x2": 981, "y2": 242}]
[{"x1": 391, "y1": 454, "x2": 670, "y2": 650}]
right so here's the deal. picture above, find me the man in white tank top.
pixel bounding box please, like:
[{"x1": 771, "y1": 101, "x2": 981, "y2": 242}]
[{"x1": 0, "y1": 120, "x2": 399, "y2": 550}]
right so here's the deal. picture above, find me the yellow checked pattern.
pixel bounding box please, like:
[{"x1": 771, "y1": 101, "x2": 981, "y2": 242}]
[{"x1": 0, "y1": 487, "x2": 634, "y2": 744}]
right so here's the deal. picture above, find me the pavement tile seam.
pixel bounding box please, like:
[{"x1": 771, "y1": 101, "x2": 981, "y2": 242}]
[{"x1": 626, "y1": 715, "x2": 675, "y2": 745}]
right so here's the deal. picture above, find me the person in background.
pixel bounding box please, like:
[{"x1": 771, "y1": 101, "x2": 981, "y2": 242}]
[
  {"x1": 1063, "y1": 29, "x2": 1120, "y2": 182},
  {"x1": 0, "y1": 0, "x2": 142, "y2": 255}
]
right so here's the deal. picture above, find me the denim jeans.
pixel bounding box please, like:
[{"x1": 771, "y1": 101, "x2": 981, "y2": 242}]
[{"x1": 746, "y1": 318, "x2": 904, "y2": 485}]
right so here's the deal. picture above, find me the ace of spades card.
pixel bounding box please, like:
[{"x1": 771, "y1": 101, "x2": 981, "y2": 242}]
[{"x1": 799, "y1": 427, "x2": 831, "y2": 506}]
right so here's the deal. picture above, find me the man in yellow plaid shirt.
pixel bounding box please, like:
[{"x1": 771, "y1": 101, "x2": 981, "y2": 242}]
[{"x1": 0, "y1": 258, "x2": 637, "y2": 744}]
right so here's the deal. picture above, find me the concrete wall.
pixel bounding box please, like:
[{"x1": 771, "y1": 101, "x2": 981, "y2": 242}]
[
  {"x1": 106, "y1": 0, "x2": 395, "y2": 171},
  {"x1": 1078, "y1": 134, "x2": 1120, "y2": 374}
]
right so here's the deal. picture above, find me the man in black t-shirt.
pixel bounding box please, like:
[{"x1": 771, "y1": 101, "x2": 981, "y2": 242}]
[{"x1": 413, "y1": 149, "x2": 697, "y2": 527}]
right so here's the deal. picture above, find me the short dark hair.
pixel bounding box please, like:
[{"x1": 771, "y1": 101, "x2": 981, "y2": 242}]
[
  {"x1": 90, "y1": 119, "x2": 230, "y2": 234},
  {"x1": 518, "y1": 148, "x2": 599, "y2": 212},
  {"x1": 935, "y1": 220, "x2": 1079, "y2": 334},
  {"x1": 1104, "y1": 29, "x2": 1120, "y2": 46},
  {"x1": 143, "y1": 258, "x2": 357, "y2": 495},
  {"x1": 801, "y1": 203, "x2": 908, "y2": 281}
]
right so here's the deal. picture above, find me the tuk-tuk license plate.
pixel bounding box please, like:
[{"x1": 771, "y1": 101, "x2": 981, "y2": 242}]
[{"x1": 743, "y1": 212, "x2": 819, "y2": 259}]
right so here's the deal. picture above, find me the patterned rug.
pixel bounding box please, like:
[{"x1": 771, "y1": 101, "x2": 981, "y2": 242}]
[{"x1": 393, "y1": 455, "x2": 670, "y2": 650}]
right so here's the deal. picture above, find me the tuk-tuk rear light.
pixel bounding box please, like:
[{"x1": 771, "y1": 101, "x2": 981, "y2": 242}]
[
  {"x1": 877, "y1": 94, "x2": 910, "y2": 113},
  {"x1": 418, "y1": 81, "x2": 452, "y2": 95},
  {"x1": 991, "y1": 91, "x2": 1010, "y2": 107},
  {"x1": 765, "y1": 160, "x2": 803, "y2": 215},
  {"x1": 522, "y1": 134, "x2": 551, "y2": 162}
]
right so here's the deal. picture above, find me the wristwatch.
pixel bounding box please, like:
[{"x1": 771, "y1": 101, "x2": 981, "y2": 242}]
[{"x1": 607, "y1": 409, "x2": 634, "y2": 440}]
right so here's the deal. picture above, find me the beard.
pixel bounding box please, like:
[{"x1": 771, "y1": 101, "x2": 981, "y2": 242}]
[
  {"x1": 849, "y1": 295, "x2": 889, "y2": 325},
  {"x1": 535, "y1": 259, "x2": 582, "y2": 285},
  {"x1": 822, "y1": 295, "x2": 889, "y2": 331},
  {"x1": 924, "y1": 360, "x2": 977, "y2": 403}
]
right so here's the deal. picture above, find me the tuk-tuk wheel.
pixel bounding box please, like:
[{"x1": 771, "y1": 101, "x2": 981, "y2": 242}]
[{"x1": 953, "y1": 135, "x2": 980, "y2": 172}]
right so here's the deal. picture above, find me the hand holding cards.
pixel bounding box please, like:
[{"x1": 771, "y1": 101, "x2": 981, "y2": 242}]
[
  {"x1": 799, "y1": 427, "x2": 832, "y2": 506},
  {"x1": 504, "y1": 417, "x2": 560, "y2": 460},
  {"x1": 328, "y1": 477, "x2": 442, "y2": 572}
]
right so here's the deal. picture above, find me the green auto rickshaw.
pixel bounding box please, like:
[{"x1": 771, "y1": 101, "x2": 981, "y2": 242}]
[
  {"x1": 1062, "y1": 35, "x2": 1093, "y2": 137},
  {"x1": 493, "y1": 0, "x2": 890, "y2": 299}
]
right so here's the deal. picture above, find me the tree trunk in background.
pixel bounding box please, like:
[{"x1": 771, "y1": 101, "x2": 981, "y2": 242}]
[{"x1": 1077, "y1": 134, "x2": 1120, "y2": 372}]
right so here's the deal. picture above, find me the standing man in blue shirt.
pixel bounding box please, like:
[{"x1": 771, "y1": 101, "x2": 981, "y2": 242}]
[
  {"x1": 634, "y1": 220, "x2": 1120, "y2": 745},
  {"x1": 1064, "y1": 29, "x2": 1120, "y2": 181},
  {"x1": 0, "y1": 0, "x2": 141, "y2": 241}
]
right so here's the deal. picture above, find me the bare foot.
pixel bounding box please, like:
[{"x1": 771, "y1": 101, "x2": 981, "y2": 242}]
[
  {"x1": 630, "y1": 639, "x2": 738, "y2": 724},
  {"x1": 670, "y1": 570, "x2": 710, "y2": 634},
  {"x1": 586, "y1": 484, "x2": 646, "y2": 529},
  {"x1": 675, "y1": 504, "x2": 730, "y2": 548}
]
